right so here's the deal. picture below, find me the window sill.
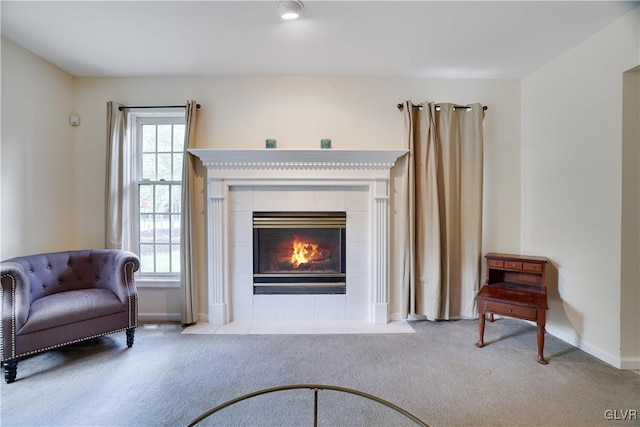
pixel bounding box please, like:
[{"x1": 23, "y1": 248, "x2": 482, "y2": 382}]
[{"x1": 135, "y1": 277, "x2": 181, "y2": 289}]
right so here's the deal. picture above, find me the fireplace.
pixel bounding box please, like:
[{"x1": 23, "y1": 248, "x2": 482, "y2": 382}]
[
  {"x1": 253, "y1": 212, "x2": 346, "y2": 295},
  {"x1": 188, "y1": 148, "x2": 407, "y2": 324}
]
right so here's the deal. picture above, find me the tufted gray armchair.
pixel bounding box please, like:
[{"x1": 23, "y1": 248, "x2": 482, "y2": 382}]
[{"x1": 0, "y1": 249, "x2": 139, "y2": 383}]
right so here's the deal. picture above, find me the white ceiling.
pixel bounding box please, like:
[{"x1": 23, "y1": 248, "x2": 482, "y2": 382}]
[{"x1": 1, "y1": 1, "x2": 638, "y2": 79}]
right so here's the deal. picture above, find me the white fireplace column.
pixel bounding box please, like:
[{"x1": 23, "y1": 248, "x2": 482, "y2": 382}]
[
  {"x1": 372, "y1": 178, "x2": 390, "y2": 324},
  {"x1": 189, "y1": 149, "x2": 407, "y2": 325},
  {"x1": 207, "y1": 178, "x2": 229, "y2": 324}
]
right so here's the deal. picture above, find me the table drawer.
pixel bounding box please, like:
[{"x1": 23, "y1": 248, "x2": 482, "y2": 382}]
[
  {"x1": 484, "y1": 300, "x2": 536, "y2": 320},
  {"x1": 504, "y1": 260, "x2": 522, "y2": 270},
  {"x1": 488, "y1": 259, "x2": 504, "y2": 268},
  {"x1": 523, "y1": 262, "x2": 543, "y2": 273}
]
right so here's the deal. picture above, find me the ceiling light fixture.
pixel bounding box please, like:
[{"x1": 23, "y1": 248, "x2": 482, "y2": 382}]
[{"x1": 278, "y1": 1, "x2": 303, "y2": 20}]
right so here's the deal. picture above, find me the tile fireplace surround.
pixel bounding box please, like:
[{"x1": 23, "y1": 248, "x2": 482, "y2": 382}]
[{"x1": 189, "y1": 149, "x2": 407, "y2": 325}]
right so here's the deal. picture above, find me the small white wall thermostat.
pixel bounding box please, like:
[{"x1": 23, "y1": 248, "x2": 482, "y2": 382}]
[{"x1": 69, "y1": 115, "x2": 80, "y2": 126}]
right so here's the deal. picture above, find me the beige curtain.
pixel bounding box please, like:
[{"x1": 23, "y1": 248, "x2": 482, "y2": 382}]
[
  {"x1": 400, "y1": 101, "x2": 484, "y2": 320},
  {"x1": 394, "y1": 101, "x2": 416, "y2": 320},
  {"x1": 180, "y1": 100, "x2": 199, "y2": 324},
  {"x1": 105, "y1": 101, "x2": 130, "y2": 249}
]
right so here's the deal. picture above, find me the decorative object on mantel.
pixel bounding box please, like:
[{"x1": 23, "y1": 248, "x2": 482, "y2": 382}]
[
  {"x1": 265, "y1": 139, "x2": 277, "y2": 149},
  {"x1": 321, "y1": 139, "x2": 332, "y2": 149}
]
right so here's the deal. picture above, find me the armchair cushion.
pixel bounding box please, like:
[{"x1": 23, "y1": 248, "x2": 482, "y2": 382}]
[{"x1": 18, "y1": 289, "x2": 126, "y2": 335}]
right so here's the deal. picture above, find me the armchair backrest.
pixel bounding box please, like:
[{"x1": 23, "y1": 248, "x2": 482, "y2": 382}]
[{"x1": 3, "y1": 249, "x2": 138, "y2": 303}]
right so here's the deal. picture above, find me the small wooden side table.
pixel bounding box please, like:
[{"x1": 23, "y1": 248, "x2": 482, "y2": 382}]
[{"x1": 475, "y1": 253, "x2": 549, "y2": 364}]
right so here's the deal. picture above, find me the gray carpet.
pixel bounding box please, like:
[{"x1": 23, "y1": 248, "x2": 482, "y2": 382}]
[{"x1": 1, "y1": 319, "x2": 638, "y2": 427}]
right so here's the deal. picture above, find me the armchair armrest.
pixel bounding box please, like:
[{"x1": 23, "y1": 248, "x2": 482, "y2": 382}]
[
  {"x1": 95, "y1": 249, "x2": 140, "y2": 306},
  {"x1": 1, "y1": 262, "x2": 32, "y2": 360}
]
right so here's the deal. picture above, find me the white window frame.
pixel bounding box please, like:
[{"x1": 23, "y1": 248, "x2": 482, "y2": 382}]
[{"x1": 127, "y1": 109, "x2": 185, "y2": 287}]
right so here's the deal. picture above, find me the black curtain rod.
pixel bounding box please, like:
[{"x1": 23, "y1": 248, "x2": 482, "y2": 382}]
[
  {"x1": 397, "y1": 103, "x2": 487, "y2": 111},
  {"x1": 118, "y1": 104, "x2": 201, "y2": 111}
]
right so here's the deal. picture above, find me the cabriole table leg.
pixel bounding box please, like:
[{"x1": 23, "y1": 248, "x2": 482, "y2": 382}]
[
  {"x1": 475, "y1": 313, "x2": 486, "y2": 348},
  {"x1": 536, "y1": 310, "x2": 548, "y2": 364}
]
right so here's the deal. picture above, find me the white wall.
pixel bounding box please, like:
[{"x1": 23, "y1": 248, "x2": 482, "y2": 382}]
[
  {"x1": 621, "y1": 68, "x2": 639, "y2": 362},
  {"x1": 521, "y1": 8, "x2": 640, "y2": 368},
  {"x1": 72, "y1": 76, "x2": 521, "y2": 321},
  {"x1": 1, "y1": 37, "x2": 76, "y2": 259}
]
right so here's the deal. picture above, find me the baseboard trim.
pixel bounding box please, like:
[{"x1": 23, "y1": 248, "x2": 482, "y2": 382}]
[
  {"x1": 619, "y1": 357, "x2": 640, "y2": 370},
  {"x1": 545, "y1": 324, "x2": 639, "y2": 370},
  {"x1": 139, "y1": 313, "x2": 181, "y2": 323},
  {"x1": 139, "y1": 312, "x2": 210, "y2": 325}
]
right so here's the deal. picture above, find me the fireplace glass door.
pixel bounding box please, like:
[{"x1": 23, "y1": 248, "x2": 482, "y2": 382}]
[{"x1": 253, "y1": 212, "x2": 346, "y2": 294}]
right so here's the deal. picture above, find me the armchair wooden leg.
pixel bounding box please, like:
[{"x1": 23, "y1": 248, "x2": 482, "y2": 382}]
[
  {"x1": 126, "y1": 328, "x2": 135, "y2": 348},
  {"x1": 3, "y1": 359, "x2": 18, "y2": 383}
]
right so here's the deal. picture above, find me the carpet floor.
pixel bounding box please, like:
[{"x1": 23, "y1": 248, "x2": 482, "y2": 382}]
[{"x1": 1, "y1": 319, "x2": 638, "y2": 427}]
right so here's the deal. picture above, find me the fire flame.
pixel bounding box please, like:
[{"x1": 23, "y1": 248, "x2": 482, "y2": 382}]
[{"x1": 290, "y1": 237, "x2": 321, "y2": 267}]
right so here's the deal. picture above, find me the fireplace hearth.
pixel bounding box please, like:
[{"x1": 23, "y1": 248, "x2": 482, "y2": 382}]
[{"x1": 253, "y1": 212, "x2": 346, "y2": 294}]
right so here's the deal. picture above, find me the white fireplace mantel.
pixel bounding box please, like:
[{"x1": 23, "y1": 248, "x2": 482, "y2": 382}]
[
  {"x1": 189, "y1": 148, "x2": 407, "y2": 325},
  {"x1": 189, "y1": 148, "x2": 407, "y2": 178},
  {"x1": 189, "y1": 148, "x2": 405, "y2": 166}
]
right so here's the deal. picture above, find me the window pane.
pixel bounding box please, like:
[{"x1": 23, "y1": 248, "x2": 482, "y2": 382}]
[
  {"x1": 172, "y1": 153, "x2": 183, "y2": 181},
  {"x1": 157, "y1": 153, "x2": 172, "y2": 181},
  {"x1": 171, "y1": 214, "x2": 181, "y2": 243},
  {"x1": 155, "y1": 185, "x2": 170, "y2": 213},
  {"x1": 155, "y1": 215, "x2": 170, "y2": 243},
  {"x1": 142, "y1": 153, "x2": 156, "y2": 180},
  {"x1": 171, "y1": 244, "x2": 181, "y2": 273},
  {"x1": 139, "y1": 214, "x2": 154, "y2": 243},
  {"x1": 139, "y1": 185, "x2": 154, "y2": 213},
  {"x1": 134, "y1": 116, "x2": 184, "y2": 278},
  {"x1": 171, "y1": 185, "x2": 181, "y2": 213},
  {"x1": 157, "y1": 125, "x2": 172, "y2": 152},
  {"x1": 140, "y1": 244, "x2": 155, "y2": 273},
  {"x1": 142, "y1": 125, "x2": 156, "y2": 152},
  {"x1": 156, "y1": 245, "x2": 170, "y2": 273},
  {"x1": 173, "y1": 124, "x2": 185, "y2": 152}
]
